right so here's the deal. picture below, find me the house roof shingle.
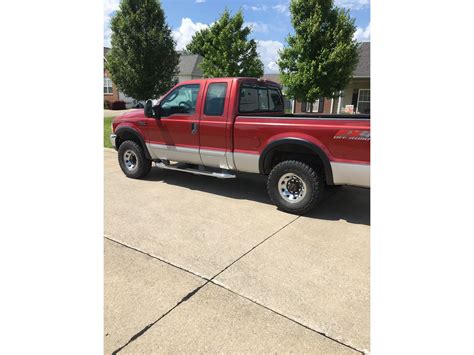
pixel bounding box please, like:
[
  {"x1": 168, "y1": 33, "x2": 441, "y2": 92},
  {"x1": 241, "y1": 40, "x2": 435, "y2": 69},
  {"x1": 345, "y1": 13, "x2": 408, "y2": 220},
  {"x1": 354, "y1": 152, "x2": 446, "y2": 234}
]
[
  {"x1": 262, "y1": 42, "x2": 370, "y2": 78},
  {"x1": 353, "y1": 42, "x2": 370, "y2": 78},
  {"x1": 178, "y1": 53, "x2": 203, "y2": 76},
  {"x1": 104, "y1": 48, "x2": 203, "y2": 77}
]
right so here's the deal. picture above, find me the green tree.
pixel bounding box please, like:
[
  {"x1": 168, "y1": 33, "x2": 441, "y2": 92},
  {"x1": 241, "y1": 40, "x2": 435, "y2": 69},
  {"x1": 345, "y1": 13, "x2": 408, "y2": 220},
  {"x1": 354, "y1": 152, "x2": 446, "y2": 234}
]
[
  {"x1": 278, "y1": 0, "x2": 359, "y2": 102},
  {"x1": 106, "y1": 0, "x2": 179, "y2": 100},
  {"x1": 186, "y1": 10, "x2": 264, "y2": 78}
]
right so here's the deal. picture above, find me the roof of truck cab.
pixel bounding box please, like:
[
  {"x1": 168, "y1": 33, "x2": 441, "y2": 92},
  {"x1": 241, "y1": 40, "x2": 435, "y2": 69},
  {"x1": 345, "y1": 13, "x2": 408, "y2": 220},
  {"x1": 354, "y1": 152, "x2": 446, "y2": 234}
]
[{"x1": 177, "y1": 77, "x2": 281, "y2": 87}]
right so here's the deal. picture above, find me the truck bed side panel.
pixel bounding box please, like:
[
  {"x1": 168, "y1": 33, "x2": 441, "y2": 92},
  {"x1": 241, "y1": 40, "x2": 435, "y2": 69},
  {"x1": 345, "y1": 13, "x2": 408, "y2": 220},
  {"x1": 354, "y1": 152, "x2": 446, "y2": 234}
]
[{"x1": 233, "y1": 116, "x2": 370, "y2": 187}]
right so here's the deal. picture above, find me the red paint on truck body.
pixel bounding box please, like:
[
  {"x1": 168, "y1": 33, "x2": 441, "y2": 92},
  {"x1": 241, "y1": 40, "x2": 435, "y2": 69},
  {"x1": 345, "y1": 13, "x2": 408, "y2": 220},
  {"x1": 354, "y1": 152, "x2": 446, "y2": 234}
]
[{"x1": 112, "y1": 77, "x2": 370, "y2": 167}]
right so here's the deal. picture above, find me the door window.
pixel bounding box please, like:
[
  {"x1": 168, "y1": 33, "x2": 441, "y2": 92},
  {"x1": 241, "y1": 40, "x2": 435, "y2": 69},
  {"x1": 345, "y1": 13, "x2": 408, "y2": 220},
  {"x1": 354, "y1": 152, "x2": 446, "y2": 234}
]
[
  {"x1": 204, "y1": 83, "x2": 227, "y2": 116},
  {"x1": 160, "y1": 84, "x2": 200, "y2": 117}
]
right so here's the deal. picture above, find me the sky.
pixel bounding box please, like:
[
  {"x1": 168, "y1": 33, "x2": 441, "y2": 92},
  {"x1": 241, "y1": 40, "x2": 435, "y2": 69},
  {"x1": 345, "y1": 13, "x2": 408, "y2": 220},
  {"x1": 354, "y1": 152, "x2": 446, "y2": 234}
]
[{"x1": 104, "y1": 0, "x2": 370, "y2": 74}]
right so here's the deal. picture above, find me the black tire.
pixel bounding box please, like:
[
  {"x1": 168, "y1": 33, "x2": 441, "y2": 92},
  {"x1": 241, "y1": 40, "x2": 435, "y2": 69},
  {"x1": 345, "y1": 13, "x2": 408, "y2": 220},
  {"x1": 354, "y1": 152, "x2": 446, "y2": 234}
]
[
  {"x1": 267, "y1": 160, "x2": 325, "y2": 214},
  {"x1": 117, "y1": 140, "x2": 152, "y2": 179}
]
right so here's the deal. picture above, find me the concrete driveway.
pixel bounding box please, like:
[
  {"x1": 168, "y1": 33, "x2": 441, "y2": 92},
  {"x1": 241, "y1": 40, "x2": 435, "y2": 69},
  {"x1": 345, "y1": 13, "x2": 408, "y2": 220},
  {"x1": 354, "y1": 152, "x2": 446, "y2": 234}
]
[{"x1": 104, "y1": 149, "x2": 370, "y2": 354}]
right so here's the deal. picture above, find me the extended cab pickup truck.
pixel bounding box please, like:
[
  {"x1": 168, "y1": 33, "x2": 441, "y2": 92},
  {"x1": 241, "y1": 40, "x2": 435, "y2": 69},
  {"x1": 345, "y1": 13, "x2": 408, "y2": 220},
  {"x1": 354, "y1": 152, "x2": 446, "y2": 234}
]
[{"x1": 110, "y1": 77, "x2": 370, "y2": 214}]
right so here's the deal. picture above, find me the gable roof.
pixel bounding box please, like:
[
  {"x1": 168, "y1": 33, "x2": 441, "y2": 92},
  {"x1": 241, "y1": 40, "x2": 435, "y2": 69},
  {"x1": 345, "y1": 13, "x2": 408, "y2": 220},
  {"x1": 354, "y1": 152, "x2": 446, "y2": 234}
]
[
  {"x1": 262, "y1": 42, "x2": 370, "y2": 79},
  {"x1": 354, "y1": 42, "x2": 370, "y2": 78},
  {"x1": 261, "y1": 74, "x2": 281, "y2": 84},
  {"x1": 104, "y1": 48, "x2": 203, "y2": 76},
  {"x1": 178, "y1": 52, "x2": 203, "y2": 76}
]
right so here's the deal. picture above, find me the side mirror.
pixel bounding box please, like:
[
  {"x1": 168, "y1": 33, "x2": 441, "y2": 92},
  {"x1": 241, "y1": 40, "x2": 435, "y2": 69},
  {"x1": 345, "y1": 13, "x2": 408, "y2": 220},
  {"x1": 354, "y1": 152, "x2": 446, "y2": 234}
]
[
  {"x1": 152, "y1": 104, "x2": 161, "y2": 119},
  {"x1": 144, "y1": 99, "x2": 154, "y2": 118},
  {"x1": 144, "y1": 99, "x2": 161, "y2": 119}
]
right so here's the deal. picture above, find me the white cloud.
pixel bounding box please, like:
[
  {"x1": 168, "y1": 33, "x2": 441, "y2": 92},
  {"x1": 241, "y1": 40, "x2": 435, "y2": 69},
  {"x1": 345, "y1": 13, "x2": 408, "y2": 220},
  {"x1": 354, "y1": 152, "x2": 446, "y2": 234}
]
[
  {"x1": 335, "y1": 0, "x2": 370, "y2": 10},
  {"x1": 354, "y1": 22, "x2": 370, "y2": 42},
  {"x1": 172, "y1": 18, "x2": 209, "y2": 50},
  {"x1": 243, "y1": 5, "x2": 268, "y2": 11},
  {"x1": 195, "y1": 0, "x2": 206, "y2": 3},
  {"x1": 272, "y1": 4, "x2": 290, "y2": 15},
  {"x1": 244, "y1": 21, "x2": 270, "y2": 33},
  {"x1": 256, "y1": 40, "x2": 284, "y2": 74}
]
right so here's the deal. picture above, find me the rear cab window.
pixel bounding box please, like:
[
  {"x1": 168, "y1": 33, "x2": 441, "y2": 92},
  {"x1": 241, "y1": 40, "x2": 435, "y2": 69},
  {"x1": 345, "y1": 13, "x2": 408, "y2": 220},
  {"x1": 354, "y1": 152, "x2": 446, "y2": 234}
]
[{"x1": 239, "y1": 83, "x2": 283, "y2": 113}]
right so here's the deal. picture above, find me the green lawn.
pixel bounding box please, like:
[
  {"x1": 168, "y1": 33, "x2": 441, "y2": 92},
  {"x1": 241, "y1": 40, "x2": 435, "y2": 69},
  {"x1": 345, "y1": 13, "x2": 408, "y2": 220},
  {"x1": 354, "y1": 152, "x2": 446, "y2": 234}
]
[{"x1": 104, "y1": 116, "x2": 114, "y2": 148}]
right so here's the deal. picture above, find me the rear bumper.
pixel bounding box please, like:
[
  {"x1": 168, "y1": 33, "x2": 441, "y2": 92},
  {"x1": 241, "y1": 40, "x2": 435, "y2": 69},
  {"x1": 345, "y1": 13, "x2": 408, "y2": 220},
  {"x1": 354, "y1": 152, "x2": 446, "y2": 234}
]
[
  {"x1": 330, "y1": 162, "x2": 370, "y2": 188},
  {"x1": 110, "y1": 134, "x2": 117, "y2": 149}
]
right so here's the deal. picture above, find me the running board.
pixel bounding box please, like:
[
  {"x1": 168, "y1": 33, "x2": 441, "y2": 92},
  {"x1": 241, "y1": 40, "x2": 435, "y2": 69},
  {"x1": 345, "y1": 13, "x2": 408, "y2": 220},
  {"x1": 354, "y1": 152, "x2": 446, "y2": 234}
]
[{"x1": 154, "y1": 162, "x2": 236, "y2": 179}]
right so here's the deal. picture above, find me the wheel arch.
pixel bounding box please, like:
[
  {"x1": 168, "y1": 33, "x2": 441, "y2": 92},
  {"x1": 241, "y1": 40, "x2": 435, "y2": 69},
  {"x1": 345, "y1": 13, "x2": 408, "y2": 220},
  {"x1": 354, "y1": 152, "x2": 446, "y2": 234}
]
[
  {"x1": 259, "y1": 138, "x2": 334, "y2": 185},
  {"x1": 115, "y1": 126, "x2": 152, "y2": 160}
]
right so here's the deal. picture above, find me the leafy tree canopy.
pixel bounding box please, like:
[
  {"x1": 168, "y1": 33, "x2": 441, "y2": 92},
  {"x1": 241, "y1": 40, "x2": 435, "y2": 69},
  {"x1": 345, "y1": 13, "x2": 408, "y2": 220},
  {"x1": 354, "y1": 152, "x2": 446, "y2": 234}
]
[
  {"x1": 278, "y1": 0, "x2": 359, "y2": 101},
  {"x1": 106, "y1": 0, "x2": 179, "y2": 100},
  {"x1": 186, "y1": 9, "x2": 264, "y2": 78}
]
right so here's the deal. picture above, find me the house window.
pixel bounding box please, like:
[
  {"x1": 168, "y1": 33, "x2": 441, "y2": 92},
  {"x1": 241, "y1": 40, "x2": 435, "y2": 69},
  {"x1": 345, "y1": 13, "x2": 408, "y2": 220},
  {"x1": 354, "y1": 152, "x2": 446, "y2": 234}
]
[
  {"x1": 104, "y1": 77, "x2": 113, "y2": 94},
  {"x1": 357, "y1": 89, "x2": 370, "y2": 114}
]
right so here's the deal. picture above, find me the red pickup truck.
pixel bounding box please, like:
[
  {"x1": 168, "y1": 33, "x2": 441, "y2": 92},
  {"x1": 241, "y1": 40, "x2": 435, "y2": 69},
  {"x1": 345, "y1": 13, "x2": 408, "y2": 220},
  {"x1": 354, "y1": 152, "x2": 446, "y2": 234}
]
[{"x1": 110, "y1": 77, "x2": 370, "y2": 214}]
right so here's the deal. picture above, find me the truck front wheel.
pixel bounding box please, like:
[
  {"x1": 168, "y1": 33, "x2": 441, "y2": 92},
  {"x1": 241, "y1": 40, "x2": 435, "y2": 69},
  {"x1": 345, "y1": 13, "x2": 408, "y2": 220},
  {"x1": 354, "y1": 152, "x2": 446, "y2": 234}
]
[
  {"x1": 117, "y1": 140, "x2": 152, "y2": 179},
  {"x1": 267, "y1": 160, "x2": 325, "y2": 214}
]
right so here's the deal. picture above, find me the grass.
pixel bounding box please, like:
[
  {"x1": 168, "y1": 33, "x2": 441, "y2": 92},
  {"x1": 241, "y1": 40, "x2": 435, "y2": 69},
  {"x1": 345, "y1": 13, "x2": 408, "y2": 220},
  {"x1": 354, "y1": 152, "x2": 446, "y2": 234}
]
[{"x1": 104, "y1": 116, "x2": 114, "y2": 148}]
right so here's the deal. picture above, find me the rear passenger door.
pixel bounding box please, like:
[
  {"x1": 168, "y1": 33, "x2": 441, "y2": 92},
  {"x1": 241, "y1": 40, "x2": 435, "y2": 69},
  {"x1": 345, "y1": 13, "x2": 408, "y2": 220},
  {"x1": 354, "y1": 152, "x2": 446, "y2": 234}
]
[{"x1": 199, "y1": 80, "x2": 232, "y2": 169}]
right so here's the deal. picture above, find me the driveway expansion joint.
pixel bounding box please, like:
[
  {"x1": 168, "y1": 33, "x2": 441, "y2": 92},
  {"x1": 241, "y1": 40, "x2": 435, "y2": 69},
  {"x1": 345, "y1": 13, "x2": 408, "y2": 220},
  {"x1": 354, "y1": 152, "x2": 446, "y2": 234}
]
[
  {"x1": 209, "y1": 281, "x2": 365, "y2": 354},
  {"x1": 112, "y1": 281, "x2": 211, "y2": 354},
  {"x1": 107, "y1": 214, "x2": 365, "y2": 354}
]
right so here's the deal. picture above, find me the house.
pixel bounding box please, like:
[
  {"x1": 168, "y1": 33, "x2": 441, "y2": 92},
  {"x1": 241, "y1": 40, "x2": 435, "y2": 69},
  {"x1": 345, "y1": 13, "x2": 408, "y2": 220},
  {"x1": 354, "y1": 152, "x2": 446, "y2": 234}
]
[
  {"x1": 263, "y1": 42, "x2": 370, "y2": 114},
  {"x1": 177, "y1": 52, "x2": 204, "y2": 82},
  {"x1": 103, "y1": 47, "x2": 136, "y2": 108},
  {"x1": 103, "y1": 47, "x2": 120, "y2": 105},
  {"x1": 103, "y1": 48, "x2": 204, "y2": 107}
]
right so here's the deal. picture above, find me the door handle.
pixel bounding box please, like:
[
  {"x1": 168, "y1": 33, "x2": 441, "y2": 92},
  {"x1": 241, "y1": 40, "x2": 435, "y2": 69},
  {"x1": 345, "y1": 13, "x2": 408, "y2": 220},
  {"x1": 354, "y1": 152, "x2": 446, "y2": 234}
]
[{"x1": 191, "y1": 122, "x2": 198, "y2": 135}]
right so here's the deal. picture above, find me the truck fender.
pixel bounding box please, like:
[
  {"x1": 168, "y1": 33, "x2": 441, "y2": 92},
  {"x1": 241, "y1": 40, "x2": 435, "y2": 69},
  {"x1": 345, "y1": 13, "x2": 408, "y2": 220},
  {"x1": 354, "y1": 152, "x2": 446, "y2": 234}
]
[
  {"x1": 259, "y1": 138, "x2": 334, "y2": 185},
  {"x1": 114, "y1": 126, "x2": 152, "y2": 160}
]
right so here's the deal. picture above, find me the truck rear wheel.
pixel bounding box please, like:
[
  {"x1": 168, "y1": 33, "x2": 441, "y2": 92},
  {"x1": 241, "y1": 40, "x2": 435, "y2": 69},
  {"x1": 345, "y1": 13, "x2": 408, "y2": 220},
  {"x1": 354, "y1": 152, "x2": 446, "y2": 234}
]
[
  {"x1": 117, "y1": 140, "x2": 152, "y2": 179},
  {"x1": 267, "y1": 160, "x2": 325, "y2": 214}
]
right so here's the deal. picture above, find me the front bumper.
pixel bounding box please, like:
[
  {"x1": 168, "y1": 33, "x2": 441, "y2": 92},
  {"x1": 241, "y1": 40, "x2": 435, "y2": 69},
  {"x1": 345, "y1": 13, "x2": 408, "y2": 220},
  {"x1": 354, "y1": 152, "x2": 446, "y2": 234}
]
[{"x1": 110, "y1": 134, "x2": 117, "y2": 149}]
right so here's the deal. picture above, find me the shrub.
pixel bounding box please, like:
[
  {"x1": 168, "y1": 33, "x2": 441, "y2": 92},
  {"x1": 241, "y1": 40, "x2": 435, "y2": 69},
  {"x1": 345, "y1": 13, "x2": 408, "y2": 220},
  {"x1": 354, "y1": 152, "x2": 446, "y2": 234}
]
[
  {"x1": 111, "y1": 100, "x2": 126, "y2": 110},
  {"x1": 104, "y1": 100, "x2": 111, "y2": 109}
]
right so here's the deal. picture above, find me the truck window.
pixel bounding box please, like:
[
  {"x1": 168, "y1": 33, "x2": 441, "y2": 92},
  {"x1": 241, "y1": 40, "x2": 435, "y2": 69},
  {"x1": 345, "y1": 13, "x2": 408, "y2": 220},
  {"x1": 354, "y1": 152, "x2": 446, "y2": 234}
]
[
  {"x1": 160, "y1": 84, "x2": 200, "y2": 117},
  {"x1": 239, "y1": 85, "x2": 283, "y2": 113},
  {"x1": 269, "y1": 88, "x2": 283, "y2": 111},
  {"x1": 204, "y1": 83, "x2": 227, "y2": 116},
  {"x1": 258, "y1": 88, "x2": 269, "y2": 110},
  {"x1": 239, "y1": 86, "x2": 259, "y2": 112}
]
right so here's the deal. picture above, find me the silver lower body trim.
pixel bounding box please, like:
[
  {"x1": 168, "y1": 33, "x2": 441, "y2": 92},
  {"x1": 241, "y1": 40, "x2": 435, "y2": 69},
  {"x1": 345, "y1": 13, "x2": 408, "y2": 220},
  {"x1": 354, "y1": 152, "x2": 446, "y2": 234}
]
[
  {"x1": 200, "y1": 148, "x2": 229, "y2": 169},
  {"x1": 233, "y1": 152, "x2": 260, "y2": 174},
  {"x1": 145, "y1": 143, "x2": 261, "y2": 173},
  {"x1": 146, "y1": 143, "x2": 202, "y2": 165},
  {"x1": 330, "y1": 162, "x2": 370, "y2": 188}
]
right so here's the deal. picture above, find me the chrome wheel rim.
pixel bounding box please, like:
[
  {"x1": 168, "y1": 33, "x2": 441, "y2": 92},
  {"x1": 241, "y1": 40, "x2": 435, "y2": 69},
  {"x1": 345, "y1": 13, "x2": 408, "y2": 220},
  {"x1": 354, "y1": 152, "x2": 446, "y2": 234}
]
[
  {"x1": 278, "y1": 173, "x2": 307, "y2": 203},
  {"x1": 123, "y1": 149, "x2": 138, "y2": 171}
]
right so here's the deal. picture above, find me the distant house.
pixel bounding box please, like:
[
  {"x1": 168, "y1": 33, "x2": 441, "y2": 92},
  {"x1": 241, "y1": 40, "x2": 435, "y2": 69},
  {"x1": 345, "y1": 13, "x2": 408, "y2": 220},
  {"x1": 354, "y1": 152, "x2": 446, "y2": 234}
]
[
  {"x1": 104, "y1": 48, "x2": 204, "y2": 107},
  {"x1": 103, "y1": 47, "x2": 136, "y2": 108},
  {"x1": 177, "y1": 52, "x2": 204, "y2": 82},
  {"x1": 103, "y1": 47, "x2": 119, "y2": 105},
  {"x1": 263, "y1": 42, "x2": 370, "y2": 114}
]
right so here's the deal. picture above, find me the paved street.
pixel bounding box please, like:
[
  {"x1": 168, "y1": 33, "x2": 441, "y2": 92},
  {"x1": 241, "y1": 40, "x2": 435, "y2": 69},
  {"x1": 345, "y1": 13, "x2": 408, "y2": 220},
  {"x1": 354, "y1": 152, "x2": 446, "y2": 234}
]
[{"x1": 104, "y1": 148, "x2": 370, "y2": 354}]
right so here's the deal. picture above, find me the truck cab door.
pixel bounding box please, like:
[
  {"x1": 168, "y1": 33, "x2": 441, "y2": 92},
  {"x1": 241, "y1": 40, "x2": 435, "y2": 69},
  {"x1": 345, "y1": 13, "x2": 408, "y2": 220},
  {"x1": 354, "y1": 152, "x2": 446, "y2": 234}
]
[
  {"x1": 199, "y1": 80, "x2": 233, "y2": 169},
  {"x1": 144, "y1": 83, "x2": 202, "y2": 165}
]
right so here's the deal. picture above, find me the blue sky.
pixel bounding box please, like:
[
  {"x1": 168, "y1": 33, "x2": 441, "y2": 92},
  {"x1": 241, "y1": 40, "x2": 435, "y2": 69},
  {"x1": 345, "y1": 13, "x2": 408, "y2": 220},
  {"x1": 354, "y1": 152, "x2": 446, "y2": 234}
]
[{"x1": 104, "y1": 0, "x2": 370, "y2": 73}]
